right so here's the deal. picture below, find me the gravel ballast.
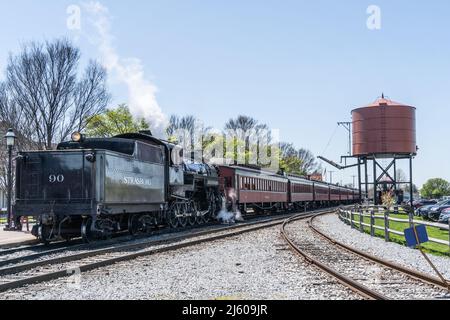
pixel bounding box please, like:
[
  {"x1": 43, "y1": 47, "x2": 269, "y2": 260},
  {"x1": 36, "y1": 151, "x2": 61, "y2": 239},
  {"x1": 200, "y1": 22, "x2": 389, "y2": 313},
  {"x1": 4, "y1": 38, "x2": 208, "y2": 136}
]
[{"x1": 0, "y1": 225, "x2": 360, "y2": 300}]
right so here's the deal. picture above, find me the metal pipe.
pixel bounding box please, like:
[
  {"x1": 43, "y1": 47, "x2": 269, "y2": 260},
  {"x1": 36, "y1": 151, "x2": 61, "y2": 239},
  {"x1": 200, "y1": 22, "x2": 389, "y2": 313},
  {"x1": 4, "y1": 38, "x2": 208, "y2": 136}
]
[
  {"x1": 6, "y1": 145, "x2": 12, "y2": 229},
  {"x1": 409, "y1": 155, "x2": 414, "y2": 227},
  {"x1": 373, "y1": 159, "x2": 377, "y2": 205},
  {"x1": 364, "y1": 158, "x2": 369, "y2": 202},
  {"x1": 358, "y1": 159, "x2": 362, "y2": 202}
]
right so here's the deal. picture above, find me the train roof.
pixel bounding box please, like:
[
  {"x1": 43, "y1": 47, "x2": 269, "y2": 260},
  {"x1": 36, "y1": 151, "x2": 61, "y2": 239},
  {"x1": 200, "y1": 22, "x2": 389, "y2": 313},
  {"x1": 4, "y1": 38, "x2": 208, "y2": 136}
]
[
  {"x1": 221, "y1": 165, "x2": 288, "y2": 180},
  {"x1": 57, "y1": 131, "x2": 174, "y2": 156},
  {"x1": 220, "y1": 165, "x2": 359, "y2": 191},
  {"x1": 57, "y1": 137, "x2": 136, "y2": 155},
  {"x1": 114, "y1": 132, "x2": 172, "y2": 148}
]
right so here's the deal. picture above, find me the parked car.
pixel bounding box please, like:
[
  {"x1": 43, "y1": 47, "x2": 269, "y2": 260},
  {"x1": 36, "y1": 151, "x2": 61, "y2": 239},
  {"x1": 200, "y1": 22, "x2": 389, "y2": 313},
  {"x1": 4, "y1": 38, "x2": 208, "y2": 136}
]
[
  {"x1": 427, "y1": 200, "x2": 450, "y2": 221},
  {"x1": 413, "y1": 199, "x2": 437, "y2": 209},
  {"x1": 416, "y1": 202, "x2": 440, "y2": 218},
  {"x1": 416, "y1": 200, "x2": 448, "y2": 219},
  {"x1": 438, "y1": 208, "x2": 450, "y2": 224}
]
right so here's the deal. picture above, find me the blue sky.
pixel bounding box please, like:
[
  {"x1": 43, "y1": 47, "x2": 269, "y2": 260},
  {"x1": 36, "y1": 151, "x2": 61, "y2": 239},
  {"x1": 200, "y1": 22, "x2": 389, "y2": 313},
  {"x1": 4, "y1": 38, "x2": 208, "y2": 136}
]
[{"x1": 0, "y1": 0, "x2": 449, "y2": 188}]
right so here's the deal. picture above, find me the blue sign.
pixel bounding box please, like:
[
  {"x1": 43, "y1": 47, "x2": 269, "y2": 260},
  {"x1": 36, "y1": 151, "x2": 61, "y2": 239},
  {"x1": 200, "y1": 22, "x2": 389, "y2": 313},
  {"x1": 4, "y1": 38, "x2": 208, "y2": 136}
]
[{"x1": 404, "y1": 224, "x2": 429, "y2": 248}]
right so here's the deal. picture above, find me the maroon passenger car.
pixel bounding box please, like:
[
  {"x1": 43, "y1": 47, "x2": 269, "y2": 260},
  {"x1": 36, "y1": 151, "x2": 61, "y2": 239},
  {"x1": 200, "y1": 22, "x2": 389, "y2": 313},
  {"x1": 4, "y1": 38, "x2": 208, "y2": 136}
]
[{"x1": 218, "y1": 165, "x2": 289, "y2": 213}]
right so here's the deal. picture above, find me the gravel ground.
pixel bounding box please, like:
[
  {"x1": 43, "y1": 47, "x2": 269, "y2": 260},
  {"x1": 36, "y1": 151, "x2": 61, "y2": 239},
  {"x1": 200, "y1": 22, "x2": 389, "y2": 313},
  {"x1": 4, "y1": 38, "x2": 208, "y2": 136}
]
[
  {"x1": 0, "y1": 225, "x2": 361, "y2": 300},
  {"x1": 314, "y1": 214, "x2": 450, "y2": 279}
]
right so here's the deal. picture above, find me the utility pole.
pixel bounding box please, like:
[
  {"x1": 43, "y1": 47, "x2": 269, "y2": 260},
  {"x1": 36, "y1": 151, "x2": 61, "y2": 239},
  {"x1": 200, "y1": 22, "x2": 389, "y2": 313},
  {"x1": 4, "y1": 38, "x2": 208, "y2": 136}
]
[
  {"x1": 4, "y1": 129, "x2": 16, "y2": 231},
  {"x1": 338, "y1": 122, "x2": 352, "y2": 157},
  {"x1": 329, "y1": 171, "x2": 335, "y2": 184},
  {"x1": 351, "y1": 175, "x2": 356, "y2": 188}
]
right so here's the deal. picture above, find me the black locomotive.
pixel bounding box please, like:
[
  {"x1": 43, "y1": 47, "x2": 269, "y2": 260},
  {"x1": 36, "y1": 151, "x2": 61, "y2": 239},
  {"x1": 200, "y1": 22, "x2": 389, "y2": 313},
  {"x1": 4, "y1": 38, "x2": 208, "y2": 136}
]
[{"x1": 13, "y1": 131, "x2": 222, "y2": 243}]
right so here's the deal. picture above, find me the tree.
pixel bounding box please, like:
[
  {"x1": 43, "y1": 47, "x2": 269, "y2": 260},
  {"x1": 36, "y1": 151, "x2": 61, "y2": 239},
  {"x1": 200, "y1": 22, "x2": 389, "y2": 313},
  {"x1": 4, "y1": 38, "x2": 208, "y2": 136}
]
[
  {"x1": 279, "y1": 142, "x2": 302, "y2": 175},
  {"x1": 166, "y1": 115, "x2": 197, "y2": 141},
  {"x1": 297, "y1": 148, "x2": 319, "y2": 174},
  {"x1": 224, "y1": 115, "x2": 257, "y2": 134},
  {"x1": 85, "y1": 104, "x2": 150, "y2": 138},
  {"x1": 420, "y1": 178, "x2": 450, "y2": 199},
  {"x1": 0, "y1": 38, "x2": 110, "y2": 149},
  {"x1": 278, "y1": 143, "x2": 319, "y2": 176},
  {"x1": 166, "y1": 115, "x2": 212, "y2": 162},
  {"x1": 225, "y1": 115, "x2": 266, "y2": 166}
]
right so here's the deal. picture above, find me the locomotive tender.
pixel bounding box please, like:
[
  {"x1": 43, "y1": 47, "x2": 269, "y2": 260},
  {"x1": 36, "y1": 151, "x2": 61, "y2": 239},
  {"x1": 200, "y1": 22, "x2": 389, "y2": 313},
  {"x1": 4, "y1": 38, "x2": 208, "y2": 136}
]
[{"x1": 13, "y1": 131, "x2": 360, "y2": 243}]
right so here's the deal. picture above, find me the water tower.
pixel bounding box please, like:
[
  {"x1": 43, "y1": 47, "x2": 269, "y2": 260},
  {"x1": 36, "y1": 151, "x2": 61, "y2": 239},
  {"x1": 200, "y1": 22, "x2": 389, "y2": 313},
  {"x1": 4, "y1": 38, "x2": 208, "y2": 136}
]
[
  {"x1": 318, "y1": 94, "x2": 417, "y2": 206},
  {"x1": 352, "y1": 95, "x2": 417, "y2": 205}
]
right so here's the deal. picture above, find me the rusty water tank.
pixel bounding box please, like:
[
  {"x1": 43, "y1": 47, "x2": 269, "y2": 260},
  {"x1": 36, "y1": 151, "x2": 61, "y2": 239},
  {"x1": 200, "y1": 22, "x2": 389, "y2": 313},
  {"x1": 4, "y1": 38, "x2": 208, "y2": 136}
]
[{"x1": 352, "y1": 95, "x2": 417, "y2": 157}]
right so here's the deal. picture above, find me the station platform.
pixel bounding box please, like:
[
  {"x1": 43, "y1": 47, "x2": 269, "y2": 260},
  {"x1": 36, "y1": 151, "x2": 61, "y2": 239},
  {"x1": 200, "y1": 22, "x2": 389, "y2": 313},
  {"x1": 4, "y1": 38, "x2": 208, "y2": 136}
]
[{"x1": 0, "y1": 227, "x2": 37, "y2": 248}]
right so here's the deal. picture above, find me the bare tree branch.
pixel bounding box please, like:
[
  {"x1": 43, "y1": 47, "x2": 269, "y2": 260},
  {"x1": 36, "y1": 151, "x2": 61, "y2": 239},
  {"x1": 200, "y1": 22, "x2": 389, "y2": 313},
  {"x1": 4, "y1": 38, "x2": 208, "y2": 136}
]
[{"x1": 2, "y1": 39, "x2": 110, "y2": 150}]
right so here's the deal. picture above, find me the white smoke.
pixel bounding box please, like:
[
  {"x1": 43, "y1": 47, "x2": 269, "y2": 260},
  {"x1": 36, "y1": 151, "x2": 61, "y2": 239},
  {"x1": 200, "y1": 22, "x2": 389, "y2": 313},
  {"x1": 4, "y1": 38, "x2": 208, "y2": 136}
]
[
  {"x1": 216, "y1": 193, "x2": 244, "y2": 224},
  {"x1": 217, "y1": 210, "x2": 236, "y2": 224},
  {"x1": 83, "y1": 1, "x2": 168, "y2": 138}
]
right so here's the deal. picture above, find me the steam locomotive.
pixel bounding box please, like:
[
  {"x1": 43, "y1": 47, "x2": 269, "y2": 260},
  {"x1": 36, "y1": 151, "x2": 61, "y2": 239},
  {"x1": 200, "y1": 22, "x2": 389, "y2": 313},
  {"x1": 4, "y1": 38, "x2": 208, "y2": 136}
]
[{"x1": 13, "y1": 131, "x2": 360, "y2": 243}]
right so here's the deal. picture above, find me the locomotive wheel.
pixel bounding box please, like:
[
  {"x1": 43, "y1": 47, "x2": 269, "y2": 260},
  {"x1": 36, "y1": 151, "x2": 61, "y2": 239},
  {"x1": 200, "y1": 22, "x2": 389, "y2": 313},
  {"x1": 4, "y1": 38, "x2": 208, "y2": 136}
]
[
  {"x1": 128, "y1": 214, "x2": 144, "y2": 235},
  {"x1": 38, "y1": 224, "x2": 52, "y2": 245},
  {"x1": 176, "y1": 204, "x2": 188, "y2": 228},
  {"x1": 187, "y1": 215, "x2": 196, "y2": 226},
  {"x1": 168, "y1": 208, "x2": 180, "y2": 229},
  {"x1": 196, "y1": 215, "x2": 204, "y2": 225},
  {"x1": 203, "y1": 212, "x2": 212, "y2": 224},
  {"x1": 187, "y1": 202, "x2": 198, "y2": 226},
  {"x1": 177, "y1": 216, "x2": 188, "y2": 228},
  {"x1": 81, "y1": 217, "x2": 94, "y2": 243}
]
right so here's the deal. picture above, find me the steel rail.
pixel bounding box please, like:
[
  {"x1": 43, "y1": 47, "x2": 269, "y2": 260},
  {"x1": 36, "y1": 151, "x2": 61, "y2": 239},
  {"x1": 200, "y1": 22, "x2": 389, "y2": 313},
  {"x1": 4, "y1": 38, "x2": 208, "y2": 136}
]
[
  {"x1": 0, "y1": 240, "x2": 77, "y2": 257},
  {"x1": 308, "y1": 213, "x2": 450, "y2": 292},
  {"x1": 281, "y1": 211, "x2": 389, "y2": 300}
]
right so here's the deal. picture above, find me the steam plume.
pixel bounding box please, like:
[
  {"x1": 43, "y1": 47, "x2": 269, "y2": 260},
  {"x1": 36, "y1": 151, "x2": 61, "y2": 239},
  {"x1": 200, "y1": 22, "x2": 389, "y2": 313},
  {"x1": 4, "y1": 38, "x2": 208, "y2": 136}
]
[{"x1": 84, "y1": 1, "x2": 167, "y2": 137}]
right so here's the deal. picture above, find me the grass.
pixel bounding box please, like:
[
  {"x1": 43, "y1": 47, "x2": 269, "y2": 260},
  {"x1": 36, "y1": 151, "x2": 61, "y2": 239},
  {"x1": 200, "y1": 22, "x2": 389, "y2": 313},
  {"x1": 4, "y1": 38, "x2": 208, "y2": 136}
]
[
  {"x1": 347, "y1": 212, "x2": 450, "y2": 257},
  {"x1": 0, "y1": 217, "x2": 36, "y2": 226}
]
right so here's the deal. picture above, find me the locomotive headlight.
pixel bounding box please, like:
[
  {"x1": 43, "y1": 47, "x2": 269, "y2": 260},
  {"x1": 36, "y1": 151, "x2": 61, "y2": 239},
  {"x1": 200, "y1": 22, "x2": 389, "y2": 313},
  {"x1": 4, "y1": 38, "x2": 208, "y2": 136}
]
[{"x1": 71, "y1": 132, "x2": 85, "y2": 143}]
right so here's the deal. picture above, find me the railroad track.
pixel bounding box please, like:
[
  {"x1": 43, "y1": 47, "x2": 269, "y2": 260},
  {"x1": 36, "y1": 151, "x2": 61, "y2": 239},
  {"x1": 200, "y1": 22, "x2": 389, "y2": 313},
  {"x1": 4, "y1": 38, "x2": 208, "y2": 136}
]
[
  {"x1": 0, "y1": 240, "x2": 77, "y2": 258},
  {"x1": 281, "y1": 211, "x2": 450, "y2": 300},
  {"x1": 0, "y1": 212, "x2": 292, "y2": 268},
  {"x1": 0, "y1": 226, "x2": 213, "y2": 268},
  {"x1": 0, "y1": 208, "x2": 333, "y2": 294}
]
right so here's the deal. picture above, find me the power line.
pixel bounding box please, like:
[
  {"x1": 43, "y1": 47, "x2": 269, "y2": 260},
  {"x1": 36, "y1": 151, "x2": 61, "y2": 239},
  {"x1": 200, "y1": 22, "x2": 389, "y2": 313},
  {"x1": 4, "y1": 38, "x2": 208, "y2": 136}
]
[{"x1": 321, "y1": 124, "x2": 339, "y2": 156}]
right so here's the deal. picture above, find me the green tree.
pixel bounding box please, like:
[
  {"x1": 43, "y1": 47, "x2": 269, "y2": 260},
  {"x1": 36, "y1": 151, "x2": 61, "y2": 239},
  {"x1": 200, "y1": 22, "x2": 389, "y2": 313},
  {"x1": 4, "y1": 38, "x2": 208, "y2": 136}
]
[
  {"x1": 280, "y1": 156, "x2": 304, "y2": 175},
  {"x1": 85, "y1": 104, "x2": 150, "y2": 138},
  {"x1": 277, "y1": 142, "x2": 318, "y2": 176},
  {"x1": 420, "y1": 178, "x2": 450, "y2": 199}
]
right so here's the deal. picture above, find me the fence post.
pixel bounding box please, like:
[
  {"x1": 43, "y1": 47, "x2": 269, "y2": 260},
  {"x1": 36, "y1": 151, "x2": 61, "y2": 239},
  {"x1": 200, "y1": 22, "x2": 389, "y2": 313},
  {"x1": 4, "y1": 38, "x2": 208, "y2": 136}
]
[
  {"x1": 384, "y1": 208, "x2": 390, "y2": 242},
  {"x1": 407, "y1": 206, "x2": 414, "y2": 228},
  {"x1": 350, "y1": 208, "x2": 354, "y2": 229},
  {"x1": 359, "y1": 207, "x2": 364, "y2": 233},
  {"x1": 370, "y1": 208, "x2": 374, "y2": 237}
]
